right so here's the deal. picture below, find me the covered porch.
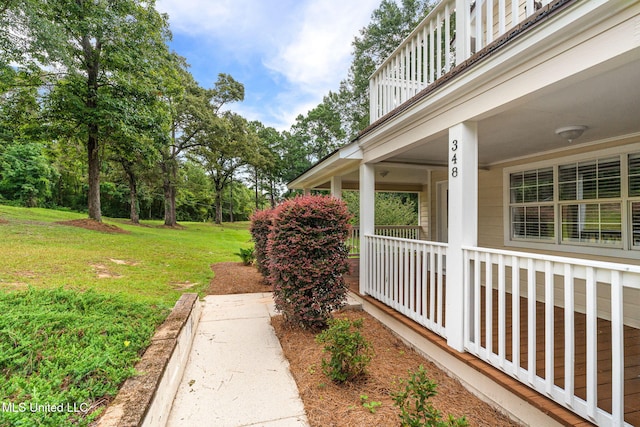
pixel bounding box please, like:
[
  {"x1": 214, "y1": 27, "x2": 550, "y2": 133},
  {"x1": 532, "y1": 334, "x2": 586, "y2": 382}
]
[{"x1": 289, "y1": 1, "x2": 640, "y2": 425}]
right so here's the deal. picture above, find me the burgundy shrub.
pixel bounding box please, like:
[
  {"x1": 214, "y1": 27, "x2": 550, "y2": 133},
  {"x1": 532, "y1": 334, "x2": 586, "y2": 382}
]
[
  {"x1": 268, "y1": 195, "x2": 352, "y2": 329},
  {"x1": 250, "y1": 208, "x2": 274, "y2": 278}
]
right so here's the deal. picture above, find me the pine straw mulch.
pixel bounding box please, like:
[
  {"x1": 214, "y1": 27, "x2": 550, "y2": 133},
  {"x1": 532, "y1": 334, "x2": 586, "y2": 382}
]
[{"x1": 207, "y1": 262, "x2": 519, "y2": 427}]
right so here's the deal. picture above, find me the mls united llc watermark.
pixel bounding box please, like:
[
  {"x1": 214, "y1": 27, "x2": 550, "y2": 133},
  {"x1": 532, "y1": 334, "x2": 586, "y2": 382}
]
[{"x1": 1, "y1": 402, "x2": 90, "y2": 413}]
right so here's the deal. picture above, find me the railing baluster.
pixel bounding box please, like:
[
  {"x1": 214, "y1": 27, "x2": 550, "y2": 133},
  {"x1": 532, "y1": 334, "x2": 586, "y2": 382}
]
[
  {"x1": 474, "y1": 249, "x2": 481, "y2": 353},
  {"x1": 485, "y1": 251, "x2": 493, "y2": 359},
  {"x1": 527, "y1": 258, "x2": 536, "y2": 386},
  {"x1": 464, "y1": 249, "x2": 471, "y2": 346},
  {"x1": 586, "y1": 266, "x2": 597, "y2": 420},
  {"x1": 429, "y1": 248, "x2": 436, "y2": 328},
  {"x1": 444, "y1": 2, "x2": 452, "y2": 73},
  {"x1": 564, "y1": 263, "x2": 575, "y2": 407},
  {"x1": 475, "y1": 0, "x2": 483, "y2": 52},
  {"x1": 422, "y1": 243, "x2": 428, "y2": 324},
  {"x1": 611, "y1": 271, "x2": 624, "y2": 427},
  {"x1": 498, "y1": 253, "x2": 506, "y2": 369},
  {"x1": 499, "y1": 0, "x2": 506, "y2": 34},
  {"x1": 407, "y1": 243, "x2": 418, "y2": 319},
  {"x1": 512, "y1": 256, "x2": 520, "y2": 378},
  {"x1": 436, "y1": 10, "x2": 443, "y2": 79},
  {"x1": 487, "y1": 0, "x2": 494, "y2": 44},
  {"x1": 437, "y1": 247, "x2": 445, "y2": 331},
  {"x1": 544, "y1": 260, "x2": 554, "y2": 396},
  {"x1": 512, "y1": 0, "x2": 520, "y2": 26},
  {"x1": 526, "y1": 0, "x2": 534, "y2": 18}
]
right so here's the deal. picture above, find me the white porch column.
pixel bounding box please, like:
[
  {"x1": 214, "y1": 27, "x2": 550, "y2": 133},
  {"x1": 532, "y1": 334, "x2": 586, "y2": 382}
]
[
  {"x1": 359, "y1": 163, "x2": 375, "y2": 295},
  {"x1": 331, "y1": 176, "x2": 342, "y2": 199},
  {"x1": 446, "y1": 122, "x2": 478, "y2": 352},
  {"x1": 303, "y1": 188, "x2": 311, "y2": 196}
]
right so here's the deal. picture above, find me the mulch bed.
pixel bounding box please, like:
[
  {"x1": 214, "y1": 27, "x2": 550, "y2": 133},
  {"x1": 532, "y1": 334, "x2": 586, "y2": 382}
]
[{"x1": 207, "y1": 262, "x2": 519, "y2": 427}]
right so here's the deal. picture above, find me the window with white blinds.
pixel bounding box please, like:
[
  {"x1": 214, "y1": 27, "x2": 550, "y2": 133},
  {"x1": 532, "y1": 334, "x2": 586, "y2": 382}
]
[
  {"x1": 558, "y1": 158, "x2": 621, "y2": 246},
  {"x1": 510, "y1": 167, "x2": 554, "y2": 240},
  {"x1": 629, "y1": 153, "x2": 640, "y2": 248},
  {"x1": 508, "y1": 151, "x2": 640, "y2": 251}
]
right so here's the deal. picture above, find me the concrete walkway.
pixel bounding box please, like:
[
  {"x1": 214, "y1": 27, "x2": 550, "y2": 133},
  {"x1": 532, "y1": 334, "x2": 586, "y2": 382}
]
[{"x1": 166, "y1": 293, "x2": 309, "y2": 427}]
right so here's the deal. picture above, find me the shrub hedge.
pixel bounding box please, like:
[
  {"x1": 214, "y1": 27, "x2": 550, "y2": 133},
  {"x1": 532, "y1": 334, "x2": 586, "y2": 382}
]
[
  {"x1": 249, "y1": 208, "x2": 273, "y2": 278},
  {"x1": 264, "y1": 195, "x2": 351, "y2": 329}
]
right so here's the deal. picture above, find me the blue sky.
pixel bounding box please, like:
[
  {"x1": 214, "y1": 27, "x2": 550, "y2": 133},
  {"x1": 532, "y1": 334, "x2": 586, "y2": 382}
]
[{"x1": 155, "y1": 0, "x2": 381, "y2": 131}]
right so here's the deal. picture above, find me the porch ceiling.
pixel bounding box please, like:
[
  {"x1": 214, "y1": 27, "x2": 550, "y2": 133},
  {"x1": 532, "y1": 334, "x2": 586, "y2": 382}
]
[{"x1": 389, "y1": 49, "x2": 640, "y2": 168}]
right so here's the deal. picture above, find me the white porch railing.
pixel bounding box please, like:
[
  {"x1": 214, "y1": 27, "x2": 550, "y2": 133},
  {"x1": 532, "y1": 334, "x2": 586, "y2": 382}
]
[
  {"x1": 348, "y1": 225, "x2": 422, "y2": 255},
  {"x1": 360, "y1": 236, "x2": 639, "y2": 425},
  {"x1": 369, "y1": 0, "x2": 555, "y2": 122},
  {"x1": 462, "y1": 246, "x2": 640, "y2": 427},
  {"x1": 363, "y1": 235, "x2": 447, "y2": 337}
]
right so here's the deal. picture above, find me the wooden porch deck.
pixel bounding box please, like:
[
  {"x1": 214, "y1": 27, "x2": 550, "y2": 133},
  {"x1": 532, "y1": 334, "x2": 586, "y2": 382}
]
[{"x1": 345, "y1": 265, "x2": 640, "y2": 426}]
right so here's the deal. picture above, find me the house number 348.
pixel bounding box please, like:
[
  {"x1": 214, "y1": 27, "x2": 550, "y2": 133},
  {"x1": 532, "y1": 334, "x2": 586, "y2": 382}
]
[{"x1": 450, "y1": 139, "x2": 458, "y2": 178}]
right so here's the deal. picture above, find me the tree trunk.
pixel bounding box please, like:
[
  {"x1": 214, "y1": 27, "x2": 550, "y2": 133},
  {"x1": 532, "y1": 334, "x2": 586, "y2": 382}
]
[
  {"x1": 229, "y1": 175, "x2": 234, "y2": 223},
  {"x1": 214, "y1": 189, "x2": 223, "y2": 224},
  {"x1": 254, "y1": 168, "x2": 259, "y2": 209},
  {"x1": 84, "y1": 36, "x2": 102, "y2": 222},
  {"x1": 123, "y1": 162, "x2": 139, "y2": 224},
  {"x1": 87, "y1": 133, "x2": 101, "y2": 222},
  {"x1": 270, "y1": 180, "x2": 276, "y2": 208},
  {"x1": 161, "y1": 160, "x2": 178, "y2": 226}
]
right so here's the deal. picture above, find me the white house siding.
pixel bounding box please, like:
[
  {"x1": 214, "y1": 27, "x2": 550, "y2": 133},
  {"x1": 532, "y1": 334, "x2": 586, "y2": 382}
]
[
  {"x1": 419, "y1": 183, "x2": 430, "y2": 240},
  {"x1": 462, "y1": 138, "x2": 640, "y2": 328}
]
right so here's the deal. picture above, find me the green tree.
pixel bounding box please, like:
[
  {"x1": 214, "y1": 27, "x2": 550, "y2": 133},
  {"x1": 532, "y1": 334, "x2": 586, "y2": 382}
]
[
  {"x1": 161, "y1": 70, "x2": 243, "y2": 226},
  {"x1": 343, "y1": 190, "x2": 418, "y2": 226},
  {"x1": 176, "y1": 160, "x2": 213, "y2": 222},
  {"x1": 15, "y1": 0, "x2": 172, "y2": 221},
  {"x1": 0, "y1": 142, "x2": 57, "y2": 207},
  {"x1": 249, "y1": 121, "x2": 281, "y2": 209},
  {"x1": 190, "y1": 112, "x2": 264, "y2": 224},
  {"x1": 290, "y1": 97, "x2": 346, "y2": 163}
]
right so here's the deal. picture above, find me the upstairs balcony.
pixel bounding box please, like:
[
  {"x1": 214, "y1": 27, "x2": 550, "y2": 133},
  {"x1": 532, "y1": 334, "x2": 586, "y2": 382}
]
[{"x1": 369, "y1": 0, "x2": 561, "y2": 123}]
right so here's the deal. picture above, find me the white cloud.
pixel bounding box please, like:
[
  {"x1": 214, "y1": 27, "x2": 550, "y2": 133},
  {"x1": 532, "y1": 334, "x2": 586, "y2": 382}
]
[
  {"x1": 265, "y1": 0, "x2": 378, "y2": 94},
  {"x1": 155, "y1": 0, "x2": 381, "y2": 130}
]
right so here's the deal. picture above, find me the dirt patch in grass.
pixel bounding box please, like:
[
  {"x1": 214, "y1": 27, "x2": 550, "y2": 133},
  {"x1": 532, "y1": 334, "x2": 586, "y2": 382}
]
[
  {"x1": 217, "y1": 262, "x2": 519, "y2": 427},
  {"x1": 91, "y1": 263, "x2": 122, "y2": 279},
  {"x1": 55, "y1": 219, "x2": 130, "y2": 234},
  {"x1": 0, "y1": 218, "x2": 8, "y2": 224}
]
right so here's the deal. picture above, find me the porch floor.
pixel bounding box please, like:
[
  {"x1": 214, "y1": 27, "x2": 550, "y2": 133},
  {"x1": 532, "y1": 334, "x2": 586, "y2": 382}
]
[{"x1": 345, "y1": 269, "x2": 640, "y2": 426}]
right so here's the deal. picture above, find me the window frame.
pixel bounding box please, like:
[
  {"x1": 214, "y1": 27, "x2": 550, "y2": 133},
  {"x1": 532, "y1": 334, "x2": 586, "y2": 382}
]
[{"x1": 503, "y1": 144, "x2": 640, "y2": 259}]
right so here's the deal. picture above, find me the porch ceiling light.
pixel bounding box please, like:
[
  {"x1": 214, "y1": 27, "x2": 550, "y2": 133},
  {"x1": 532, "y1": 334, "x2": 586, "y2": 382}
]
[{"x1": 555, "y1": 125, "x2": 587, "y2": 143}]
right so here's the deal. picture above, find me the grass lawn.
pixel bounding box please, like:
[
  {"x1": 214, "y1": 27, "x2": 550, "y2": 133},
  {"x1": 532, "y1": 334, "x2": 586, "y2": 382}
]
[
  {"x1": 0, "y1": 205, "x2": 252, "y2": 426},
  {"x1": 0, "y1": 205, "x2": 252, "y2": 305}
]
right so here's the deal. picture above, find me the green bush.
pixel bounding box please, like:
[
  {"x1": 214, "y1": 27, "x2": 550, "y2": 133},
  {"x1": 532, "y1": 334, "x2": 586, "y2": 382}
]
[
  {"x1": 392, "y1": 365, "x2": 468, "y2": 427},
  {"x1": 268, "y1": 195, "x2": 351, "y2": 329},
  {"x1": 315, "y1": 317, "x2": 373, "y2": 383},
  {"x1": 236, "y1": 246, "x2": 255, "y2": 265},
  {"x1": 249, "y1": 208, "x2": 273, "y2": 277}
]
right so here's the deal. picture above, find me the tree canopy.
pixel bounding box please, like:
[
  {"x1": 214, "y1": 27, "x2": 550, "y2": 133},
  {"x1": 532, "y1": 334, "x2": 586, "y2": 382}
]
[{"x1": 0, "y1": 0, "x2": 431, "y2": 224}]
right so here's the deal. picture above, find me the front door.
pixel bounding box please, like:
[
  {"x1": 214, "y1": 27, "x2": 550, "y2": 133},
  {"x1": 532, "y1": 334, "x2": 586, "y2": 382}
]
[{"x1": 437, "y1": 181, "x2": 448, "y2": 243}]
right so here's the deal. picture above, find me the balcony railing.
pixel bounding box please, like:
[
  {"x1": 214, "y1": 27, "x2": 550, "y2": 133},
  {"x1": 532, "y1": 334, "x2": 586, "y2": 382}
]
[{"x1": 369, "y1": 0, "x2": 555, "y2": 122}]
